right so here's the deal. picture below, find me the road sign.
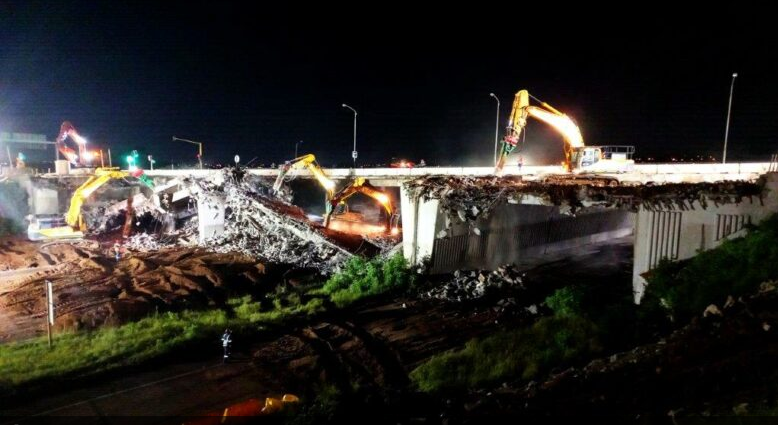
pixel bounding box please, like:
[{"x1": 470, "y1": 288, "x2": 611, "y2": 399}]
[{"x1": 352, "y1": 151, "x2": 358, "y2": 159}]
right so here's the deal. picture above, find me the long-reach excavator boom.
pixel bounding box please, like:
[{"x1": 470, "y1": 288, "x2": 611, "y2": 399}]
[
  {"x1": 56, "y1": 121, "x2": 89, "y2": 166},
  {"x1": 324, "y1": 177, "x2": 398, "y2": 233},
  {"x1": 496, "y1": 90, "x2": 583, "y2": 174},
  {"x1": 272, "y1": 154, "x2": 336, "y2": 199},
  {"x1": 495, "y1": 89, "x2": 634, "y2": 174}
]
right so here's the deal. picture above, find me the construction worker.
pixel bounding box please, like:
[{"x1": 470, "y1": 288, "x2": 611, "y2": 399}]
[
  {"x1": 221, "y1": 328, "x2": 232, "y2": 362},
  {"x1": 113, "y1": 242, "x2": 121, "y2": 262}
]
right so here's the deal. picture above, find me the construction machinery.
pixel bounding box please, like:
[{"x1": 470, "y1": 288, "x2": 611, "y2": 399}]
[
  {"x1": 272, "y1": 154, "x2": 336, "y2": 201},
  {"x1": 55, "y1": 121, "x2": 90, "y2": 166},
  {"x1": 271, "y1": 155, "x2": 399, "y2": 234},
  {"x1": 325, "y1": 177, "x2": 399, "y2": 234},
  {"x1": 28, "y1": 167, "x2": 155, "y2": 240},
  {"x1": 495, "y1": 89, "x2": 634, "y2": 174}
]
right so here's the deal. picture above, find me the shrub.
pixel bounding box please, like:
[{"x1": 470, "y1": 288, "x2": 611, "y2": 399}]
[
  {"x1": 321, "y1": 253, "x2": 415, "y2": 307},
  {"x1": 545, "y1": 285, "x2": 586, "y2": 317}
]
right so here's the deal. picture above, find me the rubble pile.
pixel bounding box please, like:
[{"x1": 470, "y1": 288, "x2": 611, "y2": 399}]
[
  {"x1": 404, "y1": 176, "x2": 765, "y2": 225},
  {"x1": 421, "y1": 265, "x2": 524, "y2": 302},
  {"x1": 126, "y1": 170, "x2": 366, "y2": 271},
  {"x1": 203, "y1": 179, "x2": 352, "y2": 270}
]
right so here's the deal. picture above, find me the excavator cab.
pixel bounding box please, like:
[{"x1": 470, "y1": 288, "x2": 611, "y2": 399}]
[{"x1": 571, "y1": 145, "x2": 635, "y2": 172}]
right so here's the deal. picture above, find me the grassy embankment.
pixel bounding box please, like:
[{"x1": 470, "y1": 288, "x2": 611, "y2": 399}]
[{"x1": 0, "y1": 253, "x2": 414, "y2": 391}]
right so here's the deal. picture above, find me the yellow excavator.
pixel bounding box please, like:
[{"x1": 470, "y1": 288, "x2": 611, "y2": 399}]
[
  {"x1": 28, "y1": 167, "x2": 155, "y2": 240},
  {"x1": 324, "y1": 177, "x2": 399, "y2": 234},
  {"x1": 272, "y1": 155, "x2": 398, "y2": 234},
  {"x1": 495, "y1": 89, "x2": 634, "y2": 174},
  {"x1": 272, "y1": 154, "x2": 336, "y2": 200}
]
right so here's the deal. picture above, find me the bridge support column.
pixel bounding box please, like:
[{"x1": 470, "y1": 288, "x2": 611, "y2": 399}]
[{"x1": 400, "y1": 186, "x2": 440, "y2": 266}]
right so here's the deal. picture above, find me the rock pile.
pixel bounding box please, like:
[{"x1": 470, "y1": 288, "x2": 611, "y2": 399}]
[{"x1": 421, "y1": 265, "x2": 525, "y2": 302}]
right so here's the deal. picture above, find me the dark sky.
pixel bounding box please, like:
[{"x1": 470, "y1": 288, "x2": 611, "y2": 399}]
[{"x1": 1, "y1": 3, "x2": 776, "y2": 167}]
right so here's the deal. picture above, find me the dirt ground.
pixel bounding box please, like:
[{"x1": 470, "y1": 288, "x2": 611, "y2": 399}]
[{"x1": 0, "y1": 236, "x2": 269, "y2": 342}]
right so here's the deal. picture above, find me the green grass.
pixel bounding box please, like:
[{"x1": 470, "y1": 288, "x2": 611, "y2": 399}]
[
  {"x1": 229, "y1": 294, "x2": 325, "y2": 323},
  {"x1": 0, "y1": 293, "x2": 325, "y2": 391},
  {"x1": 410, "y1": 315, "x2": 601, "y2": 392},
  {"x1": 319, "y1": 253, "x2": 415, "y2": 307},
  {"x1": 644, "y1": 214, "x2": 778, "y2": 322},
  {"x1": 0, "y1": 309, "x2": 227, "y2": 389}
]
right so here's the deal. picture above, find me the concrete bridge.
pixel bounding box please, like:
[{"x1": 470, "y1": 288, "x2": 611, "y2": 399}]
[
  {"x1": 143, "y1": 162, "x2": 773, "y2": 186},
  {"x1": 21, "y1": 161, "x2": 778, "y2": 304}
]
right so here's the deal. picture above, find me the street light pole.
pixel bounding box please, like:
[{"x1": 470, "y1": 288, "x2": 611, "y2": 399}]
[
  {"x1": 172, "y1": 136, "x2": 204, "y2": 169},
  {"x1": 295, "y1": 140, "x2": 303, "y2": 158},
  {"x1": 342, "y1": 104, "x2": 358, "y2": 167},
  {"x1": 722, "y1": 72, "x2": 738, "y2": 164},
  {"x1": 489, "y1": 93, "x2": 501, "y2": 166}
]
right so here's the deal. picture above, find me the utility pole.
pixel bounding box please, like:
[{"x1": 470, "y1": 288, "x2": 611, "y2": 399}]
[
  {"x1": 490, "y1": 93, "x2": 501, "y2": 166},
  {"x1": 723, "y1": 72, "x2": 738, "y2": 164},
  {"x1": 108, "y1": 149, "x2": 113, "y2": 167},
  {"x1": 295, "y1": 140, "x2": 303, "y2": 158},
  {"x1": 342, "y1": 104, "x2": 358, "y2": 167},
  {"x1": 173, "y1": 136, "x2": 204, "y2": 169}
]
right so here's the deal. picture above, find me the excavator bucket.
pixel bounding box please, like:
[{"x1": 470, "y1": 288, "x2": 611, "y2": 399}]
[{"x1": 37, "y1": 226, "x2": 84, "y2": 239}]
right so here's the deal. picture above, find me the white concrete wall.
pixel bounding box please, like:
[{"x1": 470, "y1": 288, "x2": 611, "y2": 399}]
[
  {"x1": 633, "y1": 173, "x2": 778, "y2": 303},
  {"x1": 197, "y1": 194, "x2": 226, "y2": 243}
]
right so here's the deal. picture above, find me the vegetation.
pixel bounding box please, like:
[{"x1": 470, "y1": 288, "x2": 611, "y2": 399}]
[
  {"x1": 229, "y1": 293, "x2": 325, "y2": 323},
  {"x1": 320, "y1": 253, "x2": 415, "y2": 307},
  {"x1": 0, "y1": 309, "x2": 227, "y2": 389},
  {"x1": 644, "y1": 214, "x2": 778, "y2": 321},
  {"x1": 410, "y1": 315, "x2": 601, "y2": 392}
]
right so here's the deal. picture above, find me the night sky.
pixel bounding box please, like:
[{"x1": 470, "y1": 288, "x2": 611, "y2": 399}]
[{"x1": 1, "y1": 3, "x2": 776, "y2": 167}]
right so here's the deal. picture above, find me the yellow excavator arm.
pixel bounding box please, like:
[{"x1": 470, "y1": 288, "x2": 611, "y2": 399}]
[
  {"x1": 496, "y1": 90, "x2": 583, "y2": 173},
  {"x1": 37, "y1": 167, "x2": 153, "y2": 239},
  {"x1": 65, "y1": 169, "x2": 132, "y2": 230},
  {"x1": 272, "y1": 154, "x2": 336, "y2": 199},
  {"x1": 324, "y1": 177, "x2": 397, "y2": 233}
]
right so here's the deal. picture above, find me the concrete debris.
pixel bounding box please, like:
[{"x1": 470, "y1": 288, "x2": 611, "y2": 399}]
[
  {"x1": 126, "y1": 170, "x2": 377, "y2": 271},
  {"x1": 404, "y1": 176, "x2": 765, "y2": 225},
  {"x1": 421, "y1": 265, "x2": 524, "y2": 302}
]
